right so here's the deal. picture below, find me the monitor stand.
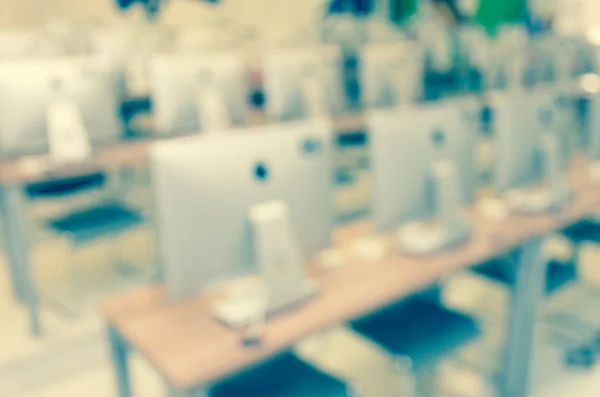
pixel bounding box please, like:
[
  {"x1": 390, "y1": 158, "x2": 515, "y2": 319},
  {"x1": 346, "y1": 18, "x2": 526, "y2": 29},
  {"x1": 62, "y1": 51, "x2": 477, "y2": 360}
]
[
  {"x1": 390, "y1": 61, "x2": 421, "y2": 107},
  {"x1": 390, "y1": 69, "x2": 409, "y2": 107},
  {"x1": 47, "y1": 100, "x2": 92, "y2": 163},
  {"x1": 589, "y1": 161, "x2": 600, "y2": 182},
  {"x1": 302, "y1": 75, "x2": 328, "y2": 118},
  {"x1": 212, "y1": 200, "x2": 319, "y2": 328},
  {"x1": 396, "y1": 159, "x2": 472, "y2": 256},
  {"x1": 506, "y1": 133, "x2": 571, "y2": 214},
  {"x1": 196, "y1": 86, "x2": 231, "y2": 133}
]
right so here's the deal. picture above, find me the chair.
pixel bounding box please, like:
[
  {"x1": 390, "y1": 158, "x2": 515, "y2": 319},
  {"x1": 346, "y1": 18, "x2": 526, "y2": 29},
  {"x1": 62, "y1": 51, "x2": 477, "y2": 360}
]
[
  {"x1": 26, "y1": 172, "x2": 146, "y2": 313},
  {"x1": 211, "y1": 352, "x2": 351, "y2": 397},
  {"x1": 350, "y1": 296, "x2": 480, "y2": 396}
]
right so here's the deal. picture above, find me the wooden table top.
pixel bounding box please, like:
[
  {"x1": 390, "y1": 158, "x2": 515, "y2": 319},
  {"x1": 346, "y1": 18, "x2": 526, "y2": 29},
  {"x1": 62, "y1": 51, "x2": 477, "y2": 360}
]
[{"x1": 101, "y1": 157, "x2": 599, "y2": 390}]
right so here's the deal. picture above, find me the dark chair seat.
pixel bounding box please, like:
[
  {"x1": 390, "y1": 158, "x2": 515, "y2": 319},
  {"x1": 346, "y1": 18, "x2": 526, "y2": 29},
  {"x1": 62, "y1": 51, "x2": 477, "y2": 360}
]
[
  {"x1": 211, "y1": 353, "x2": 349, "y2": 397},
  {"x1": 47, "y1": 202, "x2": 143, "y2": 245},
  {"x1": 472, "y1": 257, "x2": 577, "y2": 295},
  {"x1": 562, "y1": 219, "x2": 600, "y2": 245},
  {"x1": 25, "y1": 173, "x2": 107, "y2": 200},
  {"x1": 120, "y1": 96, "x2": 152, "y2": 122},
  {"x1": 350, "y1": 299, "x2": 480, "y2": 370}
]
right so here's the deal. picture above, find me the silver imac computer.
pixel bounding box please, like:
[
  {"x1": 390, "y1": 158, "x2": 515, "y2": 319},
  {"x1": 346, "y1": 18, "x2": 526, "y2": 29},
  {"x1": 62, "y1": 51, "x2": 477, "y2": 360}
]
[
  {"x1": 0, "y1": 57, "x2": 122, "y2": 160},
  {"x1": 368, "y1": 97, "x2": 480, "y2": 255},
  {"x1": 262, "y1": 45, "x2": 345, "y2": 121},
  {"x1": 359, "y1": 42, "x2": 423, "y2": 109},
  {"x1": 492, "y1": 88, "x2": 572, "y2": 213},
  {"x1": 149, "y1": 52, "x2": 248, "y2": 135},
  {"x1": 151, "y1": 119, "x2": 334, "y2": 327}
]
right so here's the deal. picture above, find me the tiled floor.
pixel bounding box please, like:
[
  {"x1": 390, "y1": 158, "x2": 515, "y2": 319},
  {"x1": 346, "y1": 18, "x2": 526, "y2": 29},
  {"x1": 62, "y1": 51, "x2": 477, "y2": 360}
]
[{"x1": 4, "y1": 227, "x2": 600, "y2": 397}]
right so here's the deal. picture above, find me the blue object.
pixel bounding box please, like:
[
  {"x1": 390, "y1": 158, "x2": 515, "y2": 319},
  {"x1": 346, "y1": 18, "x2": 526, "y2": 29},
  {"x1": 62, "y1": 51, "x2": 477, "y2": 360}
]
[
  {"x1": 351, "y1": 299, "x2": 480, "y2": 369},
  {"x1": 565, "y1": 346, "x2": 595, "y2": 369},
  {"x1": 120, "y1": 96, "x2": 152, "y2": 122},
  {"x1": 211, "y1": 353, "x2": 349, "y2": 397},
  {"x1": 47, "y1": 203, "x2": 143, "y2": 245},
  {"x1": 337, "y1": 130, "x2": 367, "y2": 147},
  {"x1": 562, "y1": 219, "x2": 600, "y2": 245},
  {"x1": 328, "y1": 0, "x2": 374, "y2": 16},
  {"x1": 473, "y1": 257, "x2": 577, "y2": 295},
  {"x1": 335, "y1": 169, "x2": 355, "y2": 185},
  {"x1": 25, "y1": 173, "x2": 107, "y2": 200}
]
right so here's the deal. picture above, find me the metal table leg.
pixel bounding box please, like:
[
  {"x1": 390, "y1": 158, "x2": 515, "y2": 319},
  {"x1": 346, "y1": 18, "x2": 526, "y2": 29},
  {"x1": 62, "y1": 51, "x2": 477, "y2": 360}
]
[
  {"x1": 108, "y1": 326, "x2": 132, "y2": 397},
  {"x1": 166, "y1": 382, "x2": 208, "y2": 397},
  {"x1": 0, "y1": 185, "x2": 41, "y2": 335},
  {"x1": 500, "y1": 236, "x2": 547, "y2": 397}
]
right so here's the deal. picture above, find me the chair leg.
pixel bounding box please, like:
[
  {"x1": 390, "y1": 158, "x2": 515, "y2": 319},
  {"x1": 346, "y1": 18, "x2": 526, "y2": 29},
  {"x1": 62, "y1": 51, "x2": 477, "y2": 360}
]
[
  {"x1": 111, "y1": 233, "x2": 139, "y2": 278},
  {"x1": 44, "y1": 236, "x2": 82, "y2": 317},
  {"x1": 415, "y1": 367, "x2": 435, "y2": 397}
]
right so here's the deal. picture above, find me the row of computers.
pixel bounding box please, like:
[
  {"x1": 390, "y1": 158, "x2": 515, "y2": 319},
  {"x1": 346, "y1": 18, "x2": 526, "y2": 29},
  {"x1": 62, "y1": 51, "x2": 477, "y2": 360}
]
[
  {"x1": 0, "y1": 45, "x2": 342, "y2": 159},
  {"x1": 150, "y1": 82, "x2": 597, "y2": 327},
  {"x1": 0, "y1": 29, "x2": 587, "y2": 162}
]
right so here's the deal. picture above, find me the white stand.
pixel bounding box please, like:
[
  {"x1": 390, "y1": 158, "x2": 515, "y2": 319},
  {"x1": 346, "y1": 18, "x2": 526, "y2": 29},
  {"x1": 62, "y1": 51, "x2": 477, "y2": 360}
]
[
  {"x1": 396, "y1": 159, "x2": 471, "y2": 256},
  {"x1": 127, "y1": 55, "x2": 148, "y2": 97},
  {"x1": 302, "y1": 75, "x2": 328, "y2": 118},
  {"x1": 196, "y1": 86, "x2": 231, "y2": 134},
  {"x1": 212, "y1": 200, "x2": 318, "y2": 328},
  {"x1": 589, "y1": 161, "x2": 600, "y2": 183},
  {"x1": 47, "y1": 100, "x2": 92, "y2": 163},
  {"x1": 507, "y1": 133, "x2": 571, "y2": 214},
  {"x1": 390, "y1": 65, "x2": 419, "y2": 107}
]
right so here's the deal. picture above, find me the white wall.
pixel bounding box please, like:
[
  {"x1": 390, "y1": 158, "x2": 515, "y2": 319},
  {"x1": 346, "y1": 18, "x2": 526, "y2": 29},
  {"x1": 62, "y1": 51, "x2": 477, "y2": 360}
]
[
  {"x1": 555, "y1": 0, "x2": 600, "y2": 35},
  {"x1": 0, "y1": 0, "x2": 327, "y2": 37}
]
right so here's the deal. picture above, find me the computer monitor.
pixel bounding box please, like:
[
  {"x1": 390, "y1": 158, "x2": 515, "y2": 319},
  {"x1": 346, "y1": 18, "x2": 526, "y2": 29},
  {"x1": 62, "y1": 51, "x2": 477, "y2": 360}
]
[
  {"x1": 359, "y1": 42, "x2": 423, "y2": 109},
  {"x1": 149, "y1": 52, "x2": 248, "y2": 135},
  {"x1": 151, "y1": 119, "x2": 334, "y2": 302},
  {"x1": 262, "y1": 45, "x2": 345, "y2": 121},
  {"x1": 368, "y1": 97, "x2": 479, "y2": 233},
  {"x1": 0, "y1": 57, "x2": 123, "y2": 156},
  {"x1": 90, "y1": 27, "x2": 173, "y2": 98},
  {"x1": 492, "y1": 88, "x2": 573, "y2": 193}
]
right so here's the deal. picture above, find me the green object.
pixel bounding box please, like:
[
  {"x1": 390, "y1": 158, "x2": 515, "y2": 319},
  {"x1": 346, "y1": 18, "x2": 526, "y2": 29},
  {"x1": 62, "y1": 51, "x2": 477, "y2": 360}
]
[
  {"x1": 475, "y1": 0, "x2": 528, "y2": 35},
  {"x1": 390, "y1": 0, "x2": 418, "y2": 24}
]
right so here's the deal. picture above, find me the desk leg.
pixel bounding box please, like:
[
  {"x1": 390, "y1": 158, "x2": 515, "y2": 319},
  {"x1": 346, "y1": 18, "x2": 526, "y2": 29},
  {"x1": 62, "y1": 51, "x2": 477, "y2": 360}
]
[
  {"x1": 108, "y1": 326, "x2": 132, "y2": 397},
  {"x1": 499, "y1": 237, "x2": 547, "y2": 397},
  {"x1": 0, "y1": 185, "x2": 41, "y2": 336}
]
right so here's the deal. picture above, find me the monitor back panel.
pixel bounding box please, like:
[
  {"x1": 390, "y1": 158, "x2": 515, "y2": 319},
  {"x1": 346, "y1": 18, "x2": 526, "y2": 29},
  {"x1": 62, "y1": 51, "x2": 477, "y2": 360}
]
[
  {"x1": 0, "y1": 58, "x2": 122, "y2": 156},
  {"x1": 262, "y1": 45, "x2": 345, "y2": 121},
  {"x1": 493, "y1": 88, "x2": 568, "y2": 192},
  {"x1": 150, "y1": 52, "x2": 248, "y2": 135},
  {"x1": 151, "y1": 119, "x2": 335, "y2": 301},
  {"x1": 368, "y1": 97, "x2": 479, "y2": 232}
]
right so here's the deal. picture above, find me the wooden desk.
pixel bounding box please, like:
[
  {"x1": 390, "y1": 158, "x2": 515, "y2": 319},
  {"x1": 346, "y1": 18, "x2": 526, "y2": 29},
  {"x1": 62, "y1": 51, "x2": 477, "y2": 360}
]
[{"x1": 102, "y1": 158, "x2": 599, "y2": 397}]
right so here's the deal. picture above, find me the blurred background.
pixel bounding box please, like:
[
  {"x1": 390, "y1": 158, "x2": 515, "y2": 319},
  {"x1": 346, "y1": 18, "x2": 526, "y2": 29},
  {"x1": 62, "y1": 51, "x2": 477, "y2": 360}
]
[{"x1": 2, "y1": 0, "x2": 600, "y2": 397}]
